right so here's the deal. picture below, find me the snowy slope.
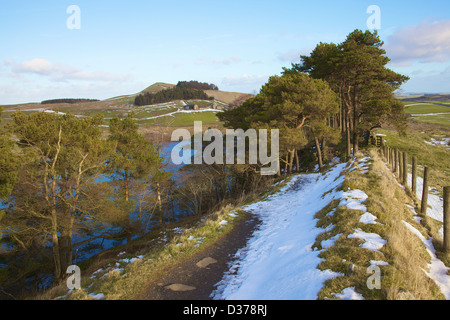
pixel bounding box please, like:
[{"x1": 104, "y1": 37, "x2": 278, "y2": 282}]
[
  {"x1": 212, "y1": 163, "x2": 348, "y2": 300},
  {"x1": 212, "y1": 156, "x2": 450, "y2": 300}
]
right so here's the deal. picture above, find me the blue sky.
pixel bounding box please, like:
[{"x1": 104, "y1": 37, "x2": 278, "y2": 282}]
[{"x1": 1, "y1": 0, "x2": 450, "y2": 104}]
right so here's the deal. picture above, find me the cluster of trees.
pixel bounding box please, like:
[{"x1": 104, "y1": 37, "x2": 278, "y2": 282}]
[
  {"x1": 0, "y1": 110, "x2": 168, "y2": 295},
  {"x1": 176, "y1": 81, "x2": 219, "y2": 91},
  {"x1": 219, "y1": 30, "x2": 409, "y2": 173},
  {"x1": 41, "y1": 98, "x2": 99, "y2": 105},
  {"x1": 134, "y1": 86, "x2": 213, "y2": 106},
  {"x1": 292, "y1": 30, "x2": 409, "y2": 157}
]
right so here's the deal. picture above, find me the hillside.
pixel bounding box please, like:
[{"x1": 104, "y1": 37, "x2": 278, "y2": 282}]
[
  {"x1": 204, "y1": 89, "x2": 254, "y2": 105},
  {"x1": 400, "y1": 93, "x2": 450, "y2": 103},
  {"x1": 139, "y1": 82, "x2": 176, "y2": 95},
  {"x1": 0, "y1": 82, "x2": 253, "y2": 129}
]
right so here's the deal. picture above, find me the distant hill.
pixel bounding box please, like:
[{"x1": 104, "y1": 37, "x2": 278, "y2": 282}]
[
  {"x1": 399, "y1": 93, "x2": 450, "y2": 103},
  {"x1": 1, "y1": 82, "x2": 254, "y2": 128},
  {"x1": 139, "y1": 82, "x2": 176, "y2": 95},
  {"x1": 41, "y1": 98, "x2": 100, "y2": 105},
  {"x1": 137, "y1": 82, "x2": 253, "y2": 106}
]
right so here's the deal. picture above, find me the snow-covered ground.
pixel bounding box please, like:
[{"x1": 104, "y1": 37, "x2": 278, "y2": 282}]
[
  {"x1": 424, "y1": 137, "x2": 450, "y2": 148},
  {"x1": 140, "y1": 108, "x2": 222, "y2": 120},
  {"x1": 212, "y1": 156, "x2": 449, "y2": 300},
  {"x1": 212, "y1": 163, "x2": 351, "y2": 300}
]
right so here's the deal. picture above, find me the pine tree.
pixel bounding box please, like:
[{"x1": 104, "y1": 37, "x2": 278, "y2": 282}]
[
  {"x1": 292, "y1": 30, "x2": 409, "y2": 155},
  {"x1": 108, "y1": 113, "x2": 165, "y2": 240},
  {"x1": 2, "y1": 111, "x2": 116, "y2": 280}
]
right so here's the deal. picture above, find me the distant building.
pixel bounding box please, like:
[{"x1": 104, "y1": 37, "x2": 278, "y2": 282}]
[
  {"x1": 184, "y1": 104, "x2": 198, "y2": 110},
  {"x1": 207, "y1": 102, "x2": 218, "y2": 109}
]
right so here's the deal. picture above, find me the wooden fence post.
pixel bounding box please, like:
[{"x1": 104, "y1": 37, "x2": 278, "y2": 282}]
[
  {"x1": 387, "y1": 147, "x2": 391, "y2": 165},
  {"x1": 444, "y1": 186, "x2": 450, "y2": 254},
  {"x1": 421, "y1": 167, "x2": 429, "y2": 214},
  {"x1": 389, "y1": 148, "x2": 394, "y2": 170},
  {"x1": 399, "y1": 150, "x2": 403, "y2": 182},
  {"x1": 412, "y1": 156, "x2": 417, "y2": 195},
  {"x1": 394, "y1": 149, "x2": 397, "y2": 174},
  {"x1": 403, "y1": 152, "x2": 408, "y2": 186}
]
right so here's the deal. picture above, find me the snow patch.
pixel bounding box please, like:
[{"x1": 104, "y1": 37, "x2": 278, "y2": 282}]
[
  {"x1": 340, "y1": 189, "x2": 368, "y2": 212},
  {"x1": 348, "y1": 228, "x2": 386, "y2": 252},
  {"x1": 332, "y1": 287, "x2": 365, "y2": 300},
  {"x1": 402, "y1": 221, "x2": 450, "y2": 299},
  {"x1": 320, "y1": 233, "x2": 342, "y2": 250},
  {"x1": 408, "y1": 173, "x2": 444, "y2": 223},
  {"x1": 359, "y1": 212, "x2": 379, "y2": 225},
  {"x1": 89, "y1": 293, "x2": 104, "y2": 300}
]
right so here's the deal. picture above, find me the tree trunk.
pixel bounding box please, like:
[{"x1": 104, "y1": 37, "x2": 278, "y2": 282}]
[
  {"x1": 346, "y1": 112, "x2": 351, "y2": 158},
  {"x1": 314, "y1": 136, "x2": 323, "y2": 171},
  {"x1": 157, "y1": 183, "x2": 163, "y2": 225},
  {"x1": 277, "y1": 158, "x2": 281, "y2": 176},
  {"x1": 284, "y1": 153, "x2": 289, "y2": 175},
  {"x1": 295, "y1": 149, "x2": 300, "y2": 173},
  {"x1": 352, "y1": 86, "x2": 359, "y2": 155},
  {"x1": 51, "y1": 212, "x2": 62, "y2": 280},
  {"x1": 321, "y1": 137, "x2": 327, "y2": 164},
  {"x1": 288, "y1": 149, "x2": 295, "y2": 174}
]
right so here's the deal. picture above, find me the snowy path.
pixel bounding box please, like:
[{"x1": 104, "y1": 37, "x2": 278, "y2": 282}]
[{"x1": 212, "y1": 163, "x2": 347, "y2": 300}]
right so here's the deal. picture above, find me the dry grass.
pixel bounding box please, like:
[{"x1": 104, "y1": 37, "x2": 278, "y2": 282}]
[
  {"x1": 316, "y1": 149, "x2": 445, "y2": 300},
  {"x1": 203, "y1": 90, "x2": 253, "y2": 105}
]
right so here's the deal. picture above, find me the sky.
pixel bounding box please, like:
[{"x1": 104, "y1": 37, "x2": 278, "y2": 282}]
[{"x1": 1, "y1": 0, "x2": 450, "y2": 104}]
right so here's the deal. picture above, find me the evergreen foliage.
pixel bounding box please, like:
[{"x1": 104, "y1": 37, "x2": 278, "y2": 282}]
[{"x1": 134, "y1": 86, "x2": 213, "y2": 106}]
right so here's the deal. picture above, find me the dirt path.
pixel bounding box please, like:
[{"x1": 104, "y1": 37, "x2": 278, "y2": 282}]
[{"x1": 138, "y1": 212, "x2": 260, "y2": 300}]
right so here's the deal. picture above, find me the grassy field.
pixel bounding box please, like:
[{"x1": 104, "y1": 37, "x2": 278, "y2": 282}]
[
  {"x1": 411, "y1": 114, "x2": 450, "y2": 127},
  {"x1": 135, "y1": 110, "x2": 221, "y2": 127},
  {"x1": 1, "y1": 100, "x2": 222, "y2": 129},
  {"x1": 402, "y1": 102, "x2": 450, "y2": 127},
  {"x1": 404, "y1": 103, "x2": 450, "y2": 114},
  {"x1": 374, "y1": 125, "x2": 450, "y2": 193}
]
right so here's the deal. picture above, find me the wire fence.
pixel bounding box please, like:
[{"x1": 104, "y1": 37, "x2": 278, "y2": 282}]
[{"x1": 375, "y1": 140, "x2": 450, "y2": 253}]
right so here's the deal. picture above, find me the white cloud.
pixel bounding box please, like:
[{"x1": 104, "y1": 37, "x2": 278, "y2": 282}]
[
  {"x1": 385, "y1": 20, "x2": 450, "y2": 67},
  {"x1": 402, "y1": 66, "x2": 450, "y2": 93},
  {"x1": 10, "y1": 58, "x2": 129, "y2": 82}
]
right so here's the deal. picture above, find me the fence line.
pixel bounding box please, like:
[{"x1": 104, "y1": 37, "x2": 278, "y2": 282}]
[{"x1": 378, "y1": 143, "x2": 450, "y2": 254}]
